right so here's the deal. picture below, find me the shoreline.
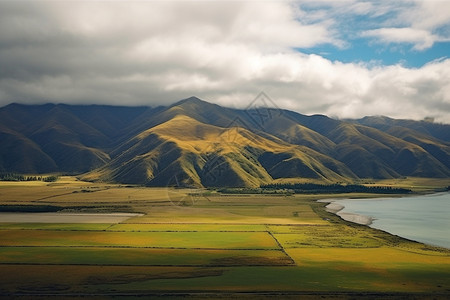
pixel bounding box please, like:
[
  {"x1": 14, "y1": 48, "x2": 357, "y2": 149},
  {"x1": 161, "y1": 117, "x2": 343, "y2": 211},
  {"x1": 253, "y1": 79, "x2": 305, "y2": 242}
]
[
  {"x1": 317, "y1": 199, "x2": 374, "y2": 226},
  {"x1": 318, "y1": 194, "x2": 450, "y2": 250}
]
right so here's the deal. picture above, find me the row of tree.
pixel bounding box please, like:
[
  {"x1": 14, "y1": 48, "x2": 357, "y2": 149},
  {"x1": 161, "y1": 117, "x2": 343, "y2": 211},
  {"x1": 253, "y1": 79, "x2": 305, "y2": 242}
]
[
  {"x1": 0, "y1": 173, "x2": 59, "y2": 182},
  {"x1": 217, "y1": 188, "x2": 291, "y2": 195},
  {"x1": 260, "y1": 183, "x2": 412, "y2": 194}
]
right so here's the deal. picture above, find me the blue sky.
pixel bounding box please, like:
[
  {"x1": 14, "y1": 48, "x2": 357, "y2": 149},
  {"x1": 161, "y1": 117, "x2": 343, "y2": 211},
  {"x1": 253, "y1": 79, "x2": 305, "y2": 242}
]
[
  {"x1": 0, "y1": 0, "x2": 449, "y2": 122},
  {"x1": 295, "y1": 0, "x2": 450, "y2": 68},
  {"x1": 299, "y1": 40, "x2": 449, "y2": 68}
]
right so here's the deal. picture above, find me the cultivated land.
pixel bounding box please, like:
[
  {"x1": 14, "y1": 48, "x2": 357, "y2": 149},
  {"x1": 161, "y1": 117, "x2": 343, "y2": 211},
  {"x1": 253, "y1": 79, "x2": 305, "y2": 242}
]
[{"x1": 0, "y1": 177, "x2": 449, "y2": 299}]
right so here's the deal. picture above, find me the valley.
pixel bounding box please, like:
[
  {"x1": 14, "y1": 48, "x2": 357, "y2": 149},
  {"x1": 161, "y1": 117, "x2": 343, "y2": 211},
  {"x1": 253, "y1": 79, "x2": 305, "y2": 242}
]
[
  {"x1": 1, "y1": 98, "x2": 450, "y2": 298},
  {"x1": 2, "y1": 1, "x2": 450, "y2": 298},
  {"x1": 0, "y1": 177, "x2": 449, "y2": 298}
]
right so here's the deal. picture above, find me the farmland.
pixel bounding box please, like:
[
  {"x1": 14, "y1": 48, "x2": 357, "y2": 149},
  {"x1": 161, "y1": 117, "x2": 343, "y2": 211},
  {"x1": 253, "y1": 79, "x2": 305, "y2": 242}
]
[{"x1": 0, "y1": 177, "x2": 449, "y2": 298}]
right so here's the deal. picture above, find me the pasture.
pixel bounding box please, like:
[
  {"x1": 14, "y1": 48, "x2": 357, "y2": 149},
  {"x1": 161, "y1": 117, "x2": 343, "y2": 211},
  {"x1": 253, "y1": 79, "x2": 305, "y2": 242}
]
[{"x1": 0, "y1": 176, "x2": 449, "y2": 298}]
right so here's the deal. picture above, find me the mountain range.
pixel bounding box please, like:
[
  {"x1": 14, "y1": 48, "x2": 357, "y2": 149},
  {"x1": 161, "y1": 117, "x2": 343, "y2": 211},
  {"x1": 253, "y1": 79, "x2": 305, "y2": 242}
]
[{"x1": 1, "y1": 97, "x2": 449, "y2": 187}]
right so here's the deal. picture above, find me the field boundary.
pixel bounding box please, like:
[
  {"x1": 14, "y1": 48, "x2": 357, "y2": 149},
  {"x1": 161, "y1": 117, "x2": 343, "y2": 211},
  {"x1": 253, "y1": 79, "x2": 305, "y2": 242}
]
[{"x1": 266, "y1": 230, "x2": 296, "y2": 265}]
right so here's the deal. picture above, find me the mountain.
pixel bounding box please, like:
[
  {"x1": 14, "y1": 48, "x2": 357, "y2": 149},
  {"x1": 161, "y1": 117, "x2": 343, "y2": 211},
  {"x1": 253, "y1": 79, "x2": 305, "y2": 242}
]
[
  {"x1": 1, "y1": 97, "x2": 450, "y2": 187},
  {"x1": 348, "y1": 116, "x2": 450, "y2": 176},
  {"x1": 83, "y1": 114, "x2": 355, "y2": 187},
  {"x1": 0, "y1": 103, "x2": 145, "y2": 173}
]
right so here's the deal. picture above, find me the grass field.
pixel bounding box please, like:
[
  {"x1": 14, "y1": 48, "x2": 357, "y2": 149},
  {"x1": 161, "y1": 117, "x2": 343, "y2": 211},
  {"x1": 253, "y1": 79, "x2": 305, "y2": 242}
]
[{"x1": 0, "y1": 176, "x2": 449, "y2": 298}]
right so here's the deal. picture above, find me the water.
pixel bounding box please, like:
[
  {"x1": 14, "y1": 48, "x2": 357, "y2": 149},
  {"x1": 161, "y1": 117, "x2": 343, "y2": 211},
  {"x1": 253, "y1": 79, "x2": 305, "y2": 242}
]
[{"x1": 332, "y1": 192, "x2": 450, "y2": 249}]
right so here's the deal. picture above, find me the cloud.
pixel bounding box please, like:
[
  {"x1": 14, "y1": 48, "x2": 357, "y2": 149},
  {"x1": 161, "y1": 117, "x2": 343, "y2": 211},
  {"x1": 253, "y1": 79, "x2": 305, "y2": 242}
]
[
  {"x1": 229, "y1": 52, "x2": 450, "y2": 123},
  {"x1": 0, "y1": 1, "x2": 449, "y2": 123},
  {"x1": 361, "y1": 27, "x2": 439, "y2": 51},
  {"x1": 299, "y1": 0, "x2": 450, "y2": 51},
  {"x1": 360, "y1": 0, "x2": 450, "y2": 51},
  {"x1": 400, "y1": 0, "x2": 450, "y2": 31}
]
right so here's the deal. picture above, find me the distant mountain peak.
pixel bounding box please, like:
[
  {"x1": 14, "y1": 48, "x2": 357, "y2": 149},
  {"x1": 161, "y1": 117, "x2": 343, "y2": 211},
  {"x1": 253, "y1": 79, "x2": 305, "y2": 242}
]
[{"x1": 171, "y1": 96, "x2": 209, "y2": 107}]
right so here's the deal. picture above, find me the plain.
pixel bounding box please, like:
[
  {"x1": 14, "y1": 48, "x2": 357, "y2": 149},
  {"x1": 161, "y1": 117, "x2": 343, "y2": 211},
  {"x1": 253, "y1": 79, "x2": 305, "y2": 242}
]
[{"x1": 0, "y1": 176, "x2": 449, "y2": 299}]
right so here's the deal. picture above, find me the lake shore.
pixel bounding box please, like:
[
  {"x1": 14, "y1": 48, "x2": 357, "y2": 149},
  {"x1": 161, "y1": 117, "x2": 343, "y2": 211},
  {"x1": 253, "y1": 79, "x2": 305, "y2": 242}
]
[{"x1": 319, "y1": 193, "x2": 450, "y2": 249}]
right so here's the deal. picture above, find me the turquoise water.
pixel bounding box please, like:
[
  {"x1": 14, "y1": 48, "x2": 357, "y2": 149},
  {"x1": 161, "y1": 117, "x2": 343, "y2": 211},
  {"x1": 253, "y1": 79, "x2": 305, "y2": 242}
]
[{"x1": 334, "y1": 192, "x2": 450, "y2": 249}]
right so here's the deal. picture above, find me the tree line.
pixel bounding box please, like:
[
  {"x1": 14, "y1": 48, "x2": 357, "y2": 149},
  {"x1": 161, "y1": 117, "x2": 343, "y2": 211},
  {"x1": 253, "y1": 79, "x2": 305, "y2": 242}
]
[
  {"x1": 260, "y1": 183, "x2": 411, "y2": 194},
  {"x1": 0, "y1": 173, "x2": 59, "y2": 182}
]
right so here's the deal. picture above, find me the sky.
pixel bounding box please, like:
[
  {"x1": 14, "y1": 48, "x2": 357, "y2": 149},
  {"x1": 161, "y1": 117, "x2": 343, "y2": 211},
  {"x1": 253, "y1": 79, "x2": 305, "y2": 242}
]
[{"x1": 0, "y1": 0, "x2": 449, "y2": 122}]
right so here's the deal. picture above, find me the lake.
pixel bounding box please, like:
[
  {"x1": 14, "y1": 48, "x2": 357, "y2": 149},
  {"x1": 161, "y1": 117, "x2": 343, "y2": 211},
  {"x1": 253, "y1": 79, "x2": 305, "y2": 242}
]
[{"x1": 330, "y1": 192, "x2": 450, "y2": 249}]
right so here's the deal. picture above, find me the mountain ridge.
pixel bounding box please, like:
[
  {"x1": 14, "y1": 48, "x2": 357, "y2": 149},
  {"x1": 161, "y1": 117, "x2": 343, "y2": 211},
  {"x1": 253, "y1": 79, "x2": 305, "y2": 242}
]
[{"x1": 1, "y1": 97, "x2": 450, "y2": 187}]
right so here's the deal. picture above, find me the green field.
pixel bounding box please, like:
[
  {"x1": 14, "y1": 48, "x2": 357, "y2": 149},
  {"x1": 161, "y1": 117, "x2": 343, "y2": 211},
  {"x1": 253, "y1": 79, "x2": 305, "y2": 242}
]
[
  {"x1": 0, "y1": 230, "x2": 278, "y2": 249},
  {"x1": 0, "y1": 177, "x2": 449, "y2": 298}
]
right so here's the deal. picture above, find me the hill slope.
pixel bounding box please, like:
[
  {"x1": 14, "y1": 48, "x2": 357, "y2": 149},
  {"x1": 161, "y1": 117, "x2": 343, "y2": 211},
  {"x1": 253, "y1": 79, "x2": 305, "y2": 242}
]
[
  {"x1": 83, "y1": 115, "x2": 356, "y2": 187},
  {"x1": 1, "y1": 97, "x2": 450, "y2": 186}
]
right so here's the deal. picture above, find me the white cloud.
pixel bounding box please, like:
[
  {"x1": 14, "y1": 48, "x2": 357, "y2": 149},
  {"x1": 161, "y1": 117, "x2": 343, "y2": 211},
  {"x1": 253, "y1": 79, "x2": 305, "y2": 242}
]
[
  {"x1": 0, "y1": 1, "x2": 449, "y2": 123},
  {"x1": 298, "y1": 0, "x2": 450, "y2": 51},
  {"x1": 401, "y1": 0, "x2": 450, "y2": 31},
  {"x1": 362, "y1": 27, "x2": 439, "y2": 50},
  {"x1": 361, "y1": 0, "x2": 450, "y2": 51}
]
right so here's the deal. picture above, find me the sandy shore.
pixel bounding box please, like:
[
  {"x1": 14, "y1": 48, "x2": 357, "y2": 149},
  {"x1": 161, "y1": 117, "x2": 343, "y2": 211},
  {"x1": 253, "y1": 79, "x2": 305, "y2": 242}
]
[
  {"x1": 336, "y1": 211, "x2": 374, "y2": 225},
  {"x1": 318, "y1": 199, "x2": 374, "y2": 226}
]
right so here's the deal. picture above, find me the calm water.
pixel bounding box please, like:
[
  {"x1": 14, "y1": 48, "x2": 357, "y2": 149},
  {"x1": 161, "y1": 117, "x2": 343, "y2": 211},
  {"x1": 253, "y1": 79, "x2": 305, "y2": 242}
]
[{"x1": 334, "y1": 192, "x2": 450, "y2": 249}]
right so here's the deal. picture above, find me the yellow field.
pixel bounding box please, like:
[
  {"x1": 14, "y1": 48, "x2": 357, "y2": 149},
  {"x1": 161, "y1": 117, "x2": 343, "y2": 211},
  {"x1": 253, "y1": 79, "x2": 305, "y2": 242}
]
[{"x1": 362, "y1": 177, "x2": 450, "y2": 192}]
